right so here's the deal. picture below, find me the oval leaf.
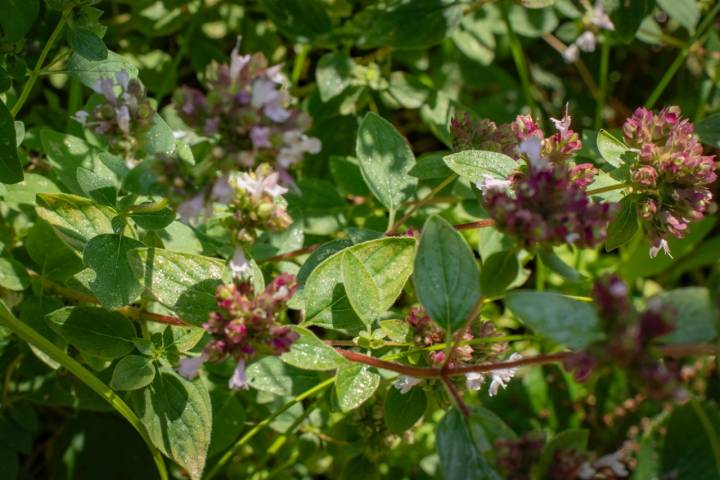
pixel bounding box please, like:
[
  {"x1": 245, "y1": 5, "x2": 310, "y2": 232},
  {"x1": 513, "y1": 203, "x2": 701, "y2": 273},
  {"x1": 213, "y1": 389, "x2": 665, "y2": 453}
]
[
  {"x1": 443, "y1": 150, "x2": 517, "y2": 183},
  {"x1": 280, "y1": 326, "x2": 350, "y2": 371},
  {"x1": 414, "y1": 215, "x2": 481, "y2": 332},
  {"x1": 335, "y1": 364, "x2": 380, "y2": 412}
]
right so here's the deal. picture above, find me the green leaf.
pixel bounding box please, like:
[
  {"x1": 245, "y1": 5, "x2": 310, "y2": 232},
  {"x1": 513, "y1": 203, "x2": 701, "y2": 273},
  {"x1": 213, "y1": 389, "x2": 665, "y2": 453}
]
[
  {"x1": 280, "y1": 326, "x2": 350, "y2": 371},
  {"x1": 538, "y1": 248, "x2": 584, "y2": 282},
  {"x1": 246, "y1": 356, "x2": 321, "y2": 396},
  {"x1": 606, "y1": 195, "x2": 638, "y2": 251},
  {"x1": 208, "y1": 388, "x2": 245, "y2": 457},
  {"x1": 342, "y1": 250, "x2": 382, "y2": 325},
  {"x1": 0, "y1": 99, "x2": 22, "y2": 184},
  {"x1": 353, "y1": 0, "x2": 463, "y2": 50},
  {"x1": 596, "y1": 129, "x2": 630, "y2": 168},
  {"x1": 36, "y1": 193, "x2": 115, "y2": 252},
  {"x1": 67, "y1": 50, "x2": 139, "y2": 88},
  {"x1": 609, "y1": 0, "x2": 655, "y2": 42},
  {"x1": 40, "y1": 129, "x2": 123, "y2": 195},
  {"x1": 329, "y1": 156, "x2": 370, "y2": 196},
  {"x1": 130, "y1": 208, "x2": 176, "y2": 230},
  {"x1": 414, "y1": 215, "x2": 481, "y2": 332},
  {"x1": 2, "y1": 173, "x2": 60, "y2": 207},
  {"x1": 355, "y1": 112, "x2": 417, "y2": 214},
  {"x1": 658, "y1": 287, "x2": 718, "y2": 343},
  {"x1": 0, "y1": 257, "x2": 30, "y2": 291},
  {"x1": 334, "y1": 364, "x2": 380, "y2": 412},
  {"x1": 409, "y1": 151, "x2": 454, "y2": 179},
  {"x1": 507, "y1": 5, "x2": 558, "y2": 37},
  {"x1": 26, "y1": 220, "x2": 84, "y2": 281},
  {"x1": 436, "y1": 408, "x2": 502, "y2": 480},
  {"x1": 76, "y1": 167, "x2": 117, "y2": 207},
  {"x1": 316, "y1": 52, "x2": 354, "y2": 102},
  {"x1": 696, "y1": 113, "x2": 720, "y2": 148},
  {"x1": 45, "y1": 306, "x2": 136, "y2": 360},
  {"x1": 111, "y1": 355, "x2": 156, "y2": 391},
  {"x1": 259, "y1": 0, "x2": 332, "y2": 43},
  {"x1": 0, "y1": 0, "x2": 39, "y2": 42},
  {"x1": 68, "y1": 26, "x2": 108, "y2": 61},
  {"x1": 657, "y1": 0, "x2": 699, "y2": 33},
  {"x1": 83, "y1": 234, "x2": 145, "y2": 309},
  {"x1": 304, "y1": 237, "x2": 416, "y2": 333},
  {"x1": 537, "y1": 429, "x2": 588, "y2": 477},
  {"x1": 379, "y1": 319, "x2": 410, "y2": 343},
  {"x1": 127, "y1": 248, "x2": 225, "y2": 326},
  {"x1": 384, "y1": 386, "x2": 427, "y2": 433},
  {"x1": 296, "y1": 239, "x2": 353, "y2": 286},
  {"x1": 443, "y1": 150, "x2": 517, "y2": 183},
  {"x1": 480, "y1": 250, "x2": 519, "y2": 297},
  {"x1": 661, "y1": 401, "x2": 720, "y2": 480},
  {"x1": 506, "y1": 291, "x2": 604, "y2": 349},
  {"x1": 141, "y1": 114, "x2": 175, "y2": 157},
  {"x1": 130, "y1": 368, "x2": 211, "y2": 480}
]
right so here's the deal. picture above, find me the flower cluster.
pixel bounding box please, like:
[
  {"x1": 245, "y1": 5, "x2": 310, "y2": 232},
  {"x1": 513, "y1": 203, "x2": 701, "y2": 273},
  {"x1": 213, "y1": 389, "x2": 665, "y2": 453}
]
[
  {"x1": 622, "y1": 106, "x2": 717, "y2": 257},
  {"x1": 174, "y1": 48, "x2": 321, "y2": 173},
  {"x1": 464, "y1": 108, "x2": 616, "y2": 249},
  {"x1": 395, "y1": 307, "x2": 517, "y2": 396},
  {"x1": 74, "y1": 71, "x2": 154, "y2": 161},
  {"x1": 178, "y1": 274, "x2": 298, "y2": 390},
  {"x1": 565, "y1": 275, "x2": 683, "y2": 400},
  {"x1": 494, "y1": 432, "x2": 546, "y2": 479}
]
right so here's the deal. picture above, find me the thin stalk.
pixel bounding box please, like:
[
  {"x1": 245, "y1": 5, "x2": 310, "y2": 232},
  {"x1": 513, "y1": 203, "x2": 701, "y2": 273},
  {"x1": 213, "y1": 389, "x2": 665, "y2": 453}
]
[
  {"x1": 388, "y1": 174, "x2": 457, "y2": 234},
  {"x1": 645, "y1": 1, "x2": 720, "y2": 109},
  {"x1": 502, "y1": 5, "x2": 539, "y2": 118},
  {"x1": 11, "y1": 8, "x2": 70, "y2": 118},
  {"x1": 291, "y1": 44, "x2": 311, "y2": 86},
  {"x1": 586, "y1": 182, "x2": 631, "y2": 196},
  {"x1": 595, "y1": 34, "x2": 610, "y2": 130},
  {"x1": 0, "y1": 301, "x2": 168, "y2": 480},
  {"x1": 206, "y1": 377, "x2": 334, "y2": 479}
]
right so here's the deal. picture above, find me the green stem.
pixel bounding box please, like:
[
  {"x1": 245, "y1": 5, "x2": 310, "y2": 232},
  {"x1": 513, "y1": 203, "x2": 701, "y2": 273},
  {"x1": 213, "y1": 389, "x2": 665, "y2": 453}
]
[
  {"x1": 691, "y1": 400, "x2": 720, "y2": 476},
  {"x1": 11, "y1": 8, "x2": 70, "y2": 118},
  {"x1": 645, "y1": 1, "x2": 720, "y2": 109},
  {"x1": 291, "y1": 44, "x2": 311, "y2": 86},
  {"x1": 388, "y1": 174, "x2": 457, "y2": 234},
  {"x1": 586, "y1": 182, "x2": 631, "y2": 196},
  {"x1": 595, "y1": 34, "x2": 610, "y2": 130},
  {"x1": 502, "y1": 4, "x2": 539, "y2": 119},
  {"x1": 695, "y1": 60, "x2": 720, "y2": 121},
  {"x1": 206, "y1": 377, "x2": 334, "y2": 479},
  {"x1": 0, "y1": 301, "x2": 168, "y2": 480}
]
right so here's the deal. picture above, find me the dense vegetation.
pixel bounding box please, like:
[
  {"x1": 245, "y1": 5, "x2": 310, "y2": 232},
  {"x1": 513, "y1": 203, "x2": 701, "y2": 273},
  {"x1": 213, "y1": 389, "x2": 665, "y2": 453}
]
[{"x1": 1, "y1": 0, "x2": 720, "y2": 479}]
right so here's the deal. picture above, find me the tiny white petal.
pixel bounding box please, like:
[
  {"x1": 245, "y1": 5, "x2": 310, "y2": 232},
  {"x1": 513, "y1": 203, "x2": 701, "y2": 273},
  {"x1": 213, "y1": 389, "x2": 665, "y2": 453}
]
[
  {"x1": 649, "y1": 239, "x2": 672, "y2": 259},
  {"x1": 465, "y1": 372, "x2": 485, "y2": 391},
  {"x1": 562, "y1": 44, "x2": 579, "y2": 63},
  {"x1": 575, "y1": 31, "x2": 597, "y2": 52},
  {"x1": 229, "y1": 248, "x2": 251, "y2": 278},
  {"x1": 178, "y1": 353, "x2": 207, "y2": 380},
  {"x1": 519, "y1": 137, "x2": 545, "y2": 167},
  {"x1": 475, "y1": 175, "x2": 511, "y2": 193},
  {"x1": 229, "y1": 359, "x2": 250, "y2": 390},
  {"x1": 393, "y1": 376, "x2": 421, "y2": 394}
]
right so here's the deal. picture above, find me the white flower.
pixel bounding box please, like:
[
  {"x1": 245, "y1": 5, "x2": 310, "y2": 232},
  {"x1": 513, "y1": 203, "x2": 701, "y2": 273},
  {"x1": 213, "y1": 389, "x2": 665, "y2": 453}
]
[
  {"x1": 116, "y1": 70, "x2": 130, "y2": 90},
  {"x1": 116, "y1": 105, "x2": 131, "y2": 134},
  {"x1": 178, "y1": 353, "x2": 207, "y2": 380},
  {"x1": 576, "y1": 31, "x2": 597, "y2": 52},
  {"x1": 251, "y1": 78, "x2": 280, "y2": 109},
  {"x1": 229, "y1": 248, "x2": 251, "y2": 278},
  {"x1": 649, "y1": 239, "x2": 672, "y2": 259},
  {"x1": 565, "y1": 232, "x2": 580, "y2": 244},
  {"x1": 265, "y1": 64, "x2": 286, "y2": 84},
  {"x1": 92, "y1": 77, "x2": 117, "y2": 103},
  {"x1": 589, "y1": 0, "x2": 615, "y2": 31},
  {"x1": 74, "y1": 110, "x2": 89, "y2": 125},
  {"x1": 488, "y1": 353, "x2": 522, "y2": 397},
  {"x1": 234, "y1": 170, "x2": 288, "y2": 200},
  {"x1": 229, "y1": 47, "x2": 251, "y2": 83},
  {"x1": 229, "y1": 359, "x2": 250, "y2": 390},
  {"x1": 550, "y1": 104, "x2": 572, "y2": 136},
  {"x1": 562, "y1": 43, "x2": 579, "y2": 63},
  {"x1": 465, "y1": 372, "x2": 485, "y2": 391},
  {"x1": 475, "y1": 175, "x2": 511, "y2": 193},
  {"x1": 518, "y1": 137, "x2": 545, "y2": 167},
  {"x1": 250, "y1": 126, "x2": 272, "y2": 148},
  {"x1": 578, "y1": 450, "x2": 628, "y2": 479},
  {"x1": 393, "y1": 376, "x2": 421, "y2": 394}
]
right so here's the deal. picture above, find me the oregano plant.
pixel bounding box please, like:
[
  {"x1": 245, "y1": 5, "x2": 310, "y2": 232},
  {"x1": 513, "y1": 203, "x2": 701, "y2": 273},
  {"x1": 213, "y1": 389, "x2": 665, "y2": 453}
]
[{"x1": 1, "y1": 1, "x2": 720, "y2": 479}]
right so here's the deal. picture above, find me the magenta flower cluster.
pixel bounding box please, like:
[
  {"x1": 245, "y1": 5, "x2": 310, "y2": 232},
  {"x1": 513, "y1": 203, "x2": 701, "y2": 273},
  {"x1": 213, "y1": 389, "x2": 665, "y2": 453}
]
[
  {"x1": 622, "y1": 106, "x2": 717, "y2": 257},
  {"x1": 174, "y1": 48, "x2": 320, "y2": 174},
  {"x1": 179, "y1": 274, "x2": 298, "y2": 390},
  {"x1": 454, "y1": 109, "x2": 616, "y2": 249},
  {"x1": 74, "y1": 71, "x2": 154, "y2": 159},
  {"x1": 565, "y1": 275, "x2": 682, "y2": 400}
]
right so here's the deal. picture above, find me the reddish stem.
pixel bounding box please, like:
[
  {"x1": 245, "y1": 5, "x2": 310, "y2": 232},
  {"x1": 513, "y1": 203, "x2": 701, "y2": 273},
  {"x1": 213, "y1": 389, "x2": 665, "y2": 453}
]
[
  {"x1": 258, "y1": 244, "x2": 320, "y2": 265},
  {"x1": 454, "y1": 219, "x2": 496, "y2": 231},
  {"x1": 441, "y1": 375, "x2": 471, "y2": 417}
]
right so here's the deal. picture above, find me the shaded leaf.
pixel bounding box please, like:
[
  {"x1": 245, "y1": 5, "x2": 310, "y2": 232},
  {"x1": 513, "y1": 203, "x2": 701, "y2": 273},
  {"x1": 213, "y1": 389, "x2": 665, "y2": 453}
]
[
  {"x1": 83, "y1": 234, "x2": 145, "y2": 309},
  {"x1": 384, "y1": 386, "x2": 427, "y2": 433},
  {"x1": 443, "y1": 150, "x2": 516, "y2": 182},
  {"x1": 280, "y1": 326, "x2": 350, "y2": 371},
  {"x1": 111, "y1": 355, "x2": 156, "y2": 391}
]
